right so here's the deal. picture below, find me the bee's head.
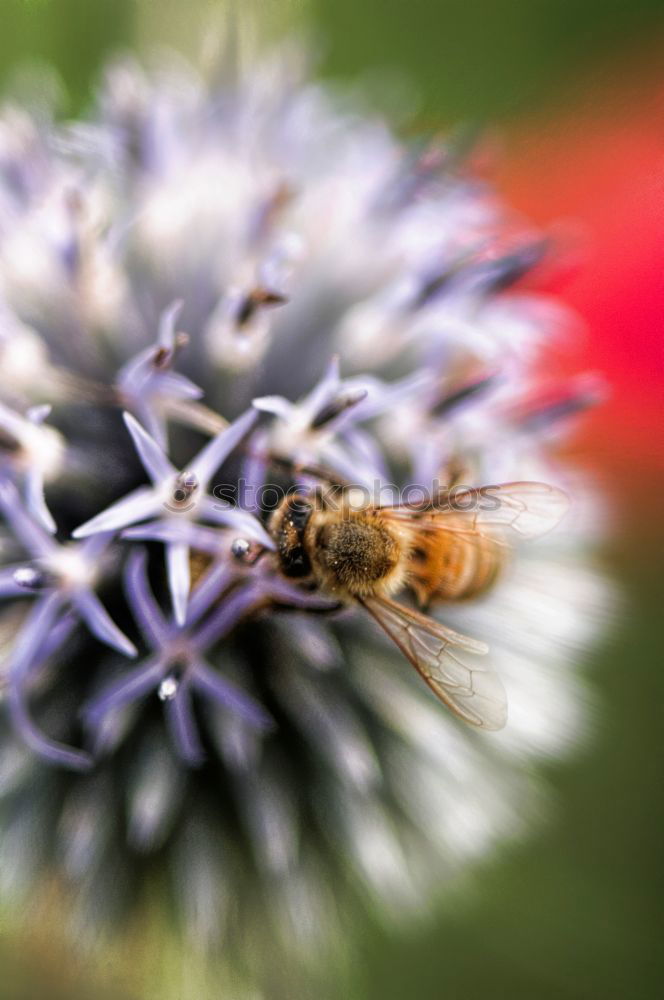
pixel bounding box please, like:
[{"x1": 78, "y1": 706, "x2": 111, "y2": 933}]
[{"x1": 269, "y1": 493, "x2": 315, "y2": 578}]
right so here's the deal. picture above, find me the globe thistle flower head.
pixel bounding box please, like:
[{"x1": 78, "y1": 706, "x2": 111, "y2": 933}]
[{"x1": 0, "y1": 38, "x2": 610, "y2": 979}]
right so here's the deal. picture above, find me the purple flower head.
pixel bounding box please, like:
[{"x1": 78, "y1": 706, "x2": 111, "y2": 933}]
[{"x1": 0, "y1": 38, "x2": 610, "y2": 980}]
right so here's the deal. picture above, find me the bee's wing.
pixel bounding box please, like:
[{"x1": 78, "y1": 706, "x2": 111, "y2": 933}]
[
  {"x1": 381, "y1": 481, "x2": 568, "y2": 539},
  {"x1": 360, "y1": 596, "x2": 507, "y2": 731}
]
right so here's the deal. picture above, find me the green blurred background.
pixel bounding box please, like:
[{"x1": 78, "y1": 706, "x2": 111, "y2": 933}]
[{"x1": 1, "y1": 1, "x2": 663, "y2": 998}]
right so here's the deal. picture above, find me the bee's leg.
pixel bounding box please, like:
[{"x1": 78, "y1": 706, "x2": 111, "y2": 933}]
[
  {"x1": 405, "y1": 547, "x2": 436, "y2": 609},
  {"x1": 189, "y1": 548, "x2": 213, "y2": 587},
  {"x1": 271, "y1": 597, "x2": 345, "y2": 616}
]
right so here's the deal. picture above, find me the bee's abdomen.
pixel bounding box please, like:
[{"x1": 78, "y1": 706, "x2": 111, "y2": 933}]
[{"x1": 409, "y1": 530, "x2": 504, "y2": 605}]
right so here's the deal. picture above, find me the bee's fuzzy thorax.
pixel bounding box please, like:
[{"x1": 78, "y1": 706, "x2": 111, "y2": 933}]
[{"x1": 301, "y1": 508, "x2": 409, "y2": 599}]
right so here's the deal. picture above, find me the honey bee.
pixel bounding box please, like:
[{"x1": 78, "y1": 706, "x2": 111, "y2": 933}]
[{"x1": 269, "y1": 481, "x2": 568, "y2": 731}]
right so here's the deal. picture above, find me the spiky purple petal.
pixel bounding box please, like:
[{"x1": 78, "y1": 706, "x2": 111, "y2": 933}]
[{"x1": 72, "y1": 486, "x2": 161, "y2": 539}]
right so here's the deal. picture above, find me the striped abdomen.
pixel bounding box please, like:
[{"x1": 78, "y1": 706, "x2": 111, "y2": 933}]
[{"x1": 407, "y1": 520, "x2": 505, "y2": 606}]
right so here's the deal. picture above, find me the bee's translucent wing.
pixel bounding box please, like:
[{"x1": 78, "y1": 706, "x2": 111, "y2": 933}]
[
  {"x1": 381, "y1": 481, "x2": 568, "y2": 539},
  {"x1": 361, "y1": 596, "x2": 507, "y2": 731}
]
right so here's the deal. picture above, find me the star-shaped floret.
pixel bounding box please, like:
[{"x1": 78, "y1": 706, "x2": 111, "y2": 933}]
[
  {"x1": 72, "y1": 407, "x2": 273, "y2": 625},
  {"x1": 251, "y1": 356, "x2": 430, "y2": 491},
  {"x1": 84, "y1": 548, "x2": 273, "y2": 765},
  {"x1": 0, "y1": 479, "x2": 136, "y2": 657},
  {"x1": 0, "y1": 479, "x2": 137, "y2": 770},
  {"x1": 115, "y1": 300, "x2": 204, "y2": 449},
  {"x1": 253, "y1": 355, "x2": 367, "y2": 436}
]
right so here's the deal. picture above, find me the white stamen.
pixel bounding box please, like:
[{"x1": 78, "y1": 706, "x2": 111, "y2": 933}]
[{"x1": 158, "y1": 675, "x2": 179, "y2": 701}]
